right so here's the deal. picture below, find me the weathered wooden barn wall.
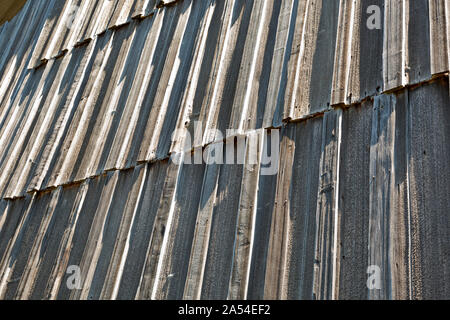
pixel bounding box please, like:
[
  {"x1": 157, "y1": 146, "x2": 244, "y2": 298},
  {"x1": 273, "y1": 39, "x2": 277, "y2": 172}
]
[{"x1": 0, "y1": 0, "x2": 449, "y2": 300}]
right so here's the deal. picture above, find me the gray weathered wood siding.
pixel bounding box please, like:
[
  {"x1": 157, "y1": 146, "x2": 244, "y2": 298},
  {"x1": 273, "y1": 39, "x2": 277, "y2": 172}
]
[{"x1": 0, "y1": 0, "x2": 448, "y2": 300}]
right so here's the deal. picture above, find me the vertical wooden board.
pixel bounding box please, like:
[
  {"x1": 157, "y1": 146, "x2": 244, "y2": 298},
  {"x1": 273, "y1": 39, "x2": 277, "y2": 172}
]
[
  {"x1": 0, "y1": 4, "x2": 55, "y2": 149},
  {"x1": 0, "y1": 68, "x2": 31, "y2": 134},
  {"x1": 284, "y1": 117, "x2": 323, "y2": 300},
  {"x1": 291, "y1": 0, "x2": 340, "y2": 119},
  {"x1": 63, "y1": 0, "x2": 100, "y2": 45},
  {"x1": 153, "y1": 162, "x2": 206, "y2": 300},
  {"x1": 408, "y1": 0, "x2": 431, "y2": 84},
  {"x1": 57, "y1": 0, "x2": 86, "y2": 56},
  {"x1": 69, "y1": 171, "x2": 120, "y2": 300},
  {"x1": 25, "y1": 45, "x2": 91, "y2": 195},
  {"x1": 313, "y1": 110, "x2": 342, "y2": 300},
  {"x1": 80, "y1": 0, "x2": 111, "y2": 40},
  {"x1": 272, "y1": 0, "x2": 302, "y2": 126},
  {"x1": 55, "y1": 175, "x2": 107, "y2": 300},
  {"x1": 155, "y1": 0, "x2": 208, "y2": 159},
  {"x1": 0, "y1": 0, "x2": 51, "y2": 108},
  {"x1": 228, "y1": 133, "x2": 261, "y2": 299},
  {"x1": 91, "y1": 0, "x2": 119, "y2": 38},
  {"x1": 106, "y1": 11, "x2": 165, "y2": 170},
  {"x1": 0, "y1": 200, "x2": 7, "y2": 231},
  {"x1": 346, "y1": 0, "x2": 361, "y2": 104},
  {"x1": 280, "y1": 0, "x2": 308, "y2": 122},
  {"x1": 183, "y1": 161, "x2": 221, "y2": 300},
  {"x1": 368, "y1": 94, "x2": 394, "y2": 300},
  {"x1": 306, "y1": 0, "x2": 340, "y2": 115},
  {"x1": 0, "y1": 67, "x2": 45, "y2": 168},
  {"x1": 8, "y1": 2, "x2": 46, "y2": 67},
  {"x1": 103, "y1": 16, "x2": 157, "y2": 170},
  {"x1": 198, "y1": 0, "x2": 245, "y2": 145},
  {"x1": 4, "y1": 52, "x2": 74, "y2": 198},
  {"x1": 74, "y1": 24, "x2": 137, "y2": 181},
  {"x1": 429, "y1": 0, "x2": 449, "y2": 75},
  {"x1": 331, "y1": 0, "x2": 356, "y2": 106},
  {"x1": 447, "y1": 0, "x2": 450, "y2": 81},
  {"x1": 354, "y1": 0, "x2": 384, "y2": 101},
  {"x1": 185, "y1": 0, "x2": 228, "y2": 147},
  {"x1": 115, "y1": 162, "x2": 171, "y2": 299},
  {"x1": 41, "y1": 181, "x2": 90, "y2": 299},
  {"x1": 247, "y1": 132, "x2": 279, "y2": 299},
  {"x1": 42, "y1": 0, "x2": 83, "y2": 61},
  {"x1": 135, "y1": 161, "x2": 180, "y2": 299},
  {"x1": 212, "y1": 0, "x2": 254, "y2": 137},
  {"x1": 95, "y1": 19, "x2": 153, "y2": 171},
  {"x1": 108, "y1": 0, "x2": 135, "y2": 29},
  {"x1": 337, "y1": 102, "x2": 372, "y2": 299},
  {"x1": 45, "y1": 32, "x2": 113, "y2": 188},
  {"x1": 142, "y1": 1, "x2": 193, "y2": 160},
  {"x1": 16, "y1": 186, "x2": 78, "y2": 300},
  {"x1": 408, "y1": 78, "x2": 450, "y2": 300},
  {"x1": 131, "y1": 0, "x2": 157, "y2": 18},
  {"x1": 262, "y1": 0, "x2": 296, "y2": 128},
  {"x1": 26, "y1": 184, "x2": 82, "y2": 300},
  {"x1": 200, "y1": 158, "x2": 244, "y2": 299},
  {"x1": 99, "y1": 165, "x2": 146, "y2": 299},
  {"x1": 0, "y1": 64, "x2": 30, "y2": 135},
  {"x1": 0, "y1": 191, "x2": 52, "y2": 299},
  {"x1": 366, "y1": 92, "x2": 411, "y2": 301},
  {"x1": 167, "y1": 0, "x2": 218, "y2": 157},
  {"x1": 248, "y1": 0, "x2": 282, "y2": 130},
  {"x1": 130, "y1": 0, "x2": 146, "y2": 18},
  {"x1": 135, "y1": 4, "x2": 187, "y2": 162},
  {"x1": 26, "y1": 0, "x2": 60, "y2": 69},
  {"x1": 383, "y1": 0, "x2": 407, "y2": 91},
  {"x1": 228, "y1": 0, "x2": 269, "y2": 131},
  {"x1": 30, "y1": 41, "x2": 98, "y2": 192},
  {"x1": 0, "y1": 59, "x2": 61, "y2": 199},
  {"x1": 390, "y1": 90, "x2": 410, "y2": 300},
  {"x1": 237, "y1": 1, "x2": 280, "y2": 132},
  {"x1": 367, "y1": 93, "x2": 406, "y2": 300},
  {"x1": 73, "y1": 0, "x2": 102, "y2": 45},
  {"x1": 263, "y1": 125, "x2": 295, "y2": 299},
  {"x1": 0, "y1": 198, "x2": 32, "y2": 265}
]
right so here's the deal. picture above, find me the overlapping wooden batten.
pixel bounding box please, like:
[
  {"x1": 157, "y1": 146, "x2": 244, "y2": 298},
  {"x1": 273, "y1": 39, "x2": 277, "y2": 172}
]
[
  {"x1": 0, "y1": 133, "x2": 276, "y2": 300},
  {"x1": 0, "y1": 0, "x2": 28, "y2": 25},
  {"x1": 337, "y1": 78, "x2": 449, "y2": 300},
  {"x1": 0, "y1": 82, "x2": 449, "y2": 299},
  {"x1": 263, "y1": 118, "x2": 322, "y2": 300},
  {"x1": 429, "y1": 0, "x2": 449, "y2": 75},
  {"x1": 383, "y1": 0, "x2": 408, "y2": 91},
  {"x1": 0, "y1": 0, "x2": 449, "y2": 300},
  {"x1": 408, "y1": 0, "x2": 432, "y2": 84},
  {"x1": 367, "y1": 93, "x2": 410, "y2": 300},
  {"x1": 0, "y1": 0, "x2": 52, "y2": 113},
  {"x1": 336, "y1": 95, "x2": 410, "y2": 300},
  {"x1": 0, "y1": 0, "x2": 449, "y2": 199},
  {"x1": 407, "y1": 78, "x2": 450, "y2": 300},
  {"x1": 28, "y1": 0, "x2": 160, "y2": 69}
]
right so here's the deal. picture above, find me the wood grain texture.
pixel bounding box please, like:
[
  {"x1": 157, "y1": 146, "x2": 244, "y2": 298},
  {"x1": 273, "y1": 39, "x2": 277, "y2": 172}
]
[{"x1": 0, "y1": 0, "x2": 448, "y2": 301}]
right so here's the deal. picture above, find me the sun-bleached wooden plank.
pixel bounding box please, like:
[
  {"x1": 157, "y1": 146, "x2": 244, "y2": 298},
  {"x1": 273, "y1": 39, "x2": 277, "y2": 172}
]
[
  {"x1": 383, "y1": 0, "x2": 408, "y2": 91},
  {"x1": 429, "y1": 0, "x2": 449, "y2": 75}
]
